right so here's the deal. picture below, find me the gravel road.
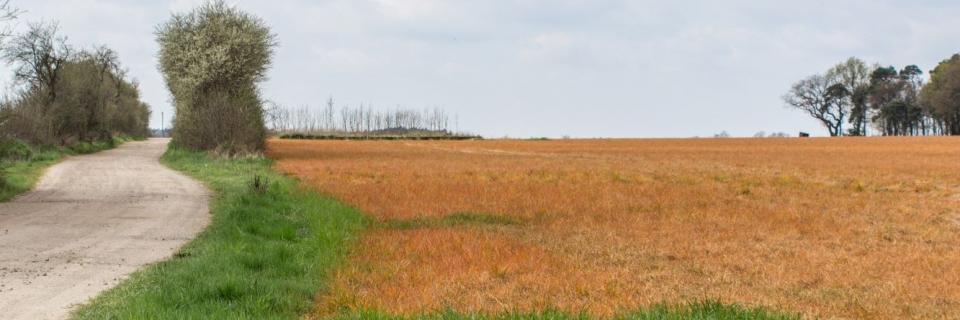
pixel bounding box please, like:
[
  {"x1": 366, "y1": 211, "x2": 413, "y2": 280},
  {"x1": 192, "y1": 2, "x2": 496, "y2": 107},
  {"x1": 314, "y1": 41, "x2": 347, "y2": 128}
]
[{"x1": 0, "y1": 138, "x2": 209, "y2": 320}]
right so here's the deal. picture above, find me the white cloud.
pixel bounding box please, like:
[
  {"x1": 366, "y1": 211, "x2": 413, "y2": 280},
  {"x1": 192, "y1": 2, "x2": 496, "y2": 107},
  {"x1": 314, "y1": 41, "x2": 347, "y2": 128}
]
[
  {"x1": 169, "y1": 0, "x2": 204, "y2": 12},
  {"x1": 531, "y1": 32, "x2": 573, "y2": 49},
  {"x1": 520, "y1": 32, "x2": 576, "y2": 62},
  {"x1": 310, "y1": 46, "x2": 378, "y2": 71},
  {"x1": 372, "y1": 0, "x2": 444, "y2": 20}
]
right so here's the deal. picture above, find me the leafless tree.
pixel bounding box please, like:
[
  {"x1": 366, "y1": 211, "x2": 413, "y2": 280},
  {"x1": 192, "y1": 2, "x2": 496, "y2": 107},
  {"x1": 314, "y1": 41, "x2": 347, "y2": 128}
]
[
  {"x1": 783, "y1": 74, "x2": 848, "y2": 136},
  {"x1": 0, "y1": 0, "x2": 20, "y2": 43},
  {"x1": 1, "y1": 22, "x2": 149, "y2": 145},
  {"x1": 2, "y1": 22, "x2": 71, "y2": 101},
  {"x1": 266, "y1": 98, "x2": 463, "y2": 137}
]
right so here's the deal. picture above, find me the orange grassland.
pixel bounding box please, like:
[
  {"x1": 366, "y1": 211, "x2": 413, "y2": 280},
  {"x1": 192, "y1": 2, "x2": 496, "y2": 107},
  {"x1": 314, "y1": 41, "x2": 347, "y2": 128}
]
[{"x1": 267, "y1": 137, "x2": 960, "y2": 319}]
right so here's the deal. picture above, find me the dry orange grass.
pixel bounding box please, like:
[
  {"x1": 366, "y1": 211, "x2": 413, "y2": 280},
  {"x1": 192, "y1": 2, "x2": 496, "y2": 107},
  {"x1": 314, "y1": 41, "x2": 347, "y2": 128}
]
[{"x1": 268, "y1": 137, "x2": 960, "y2": 319}]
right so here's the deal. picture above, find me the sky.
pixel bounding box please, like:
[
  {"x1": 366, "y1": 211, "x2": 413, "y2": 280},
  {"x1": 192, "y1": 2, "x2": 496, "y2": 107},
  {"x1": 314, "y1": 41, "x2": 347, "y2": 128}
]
[{"x1": 2, "y1": 0, "x2": 959, "y2": 138}]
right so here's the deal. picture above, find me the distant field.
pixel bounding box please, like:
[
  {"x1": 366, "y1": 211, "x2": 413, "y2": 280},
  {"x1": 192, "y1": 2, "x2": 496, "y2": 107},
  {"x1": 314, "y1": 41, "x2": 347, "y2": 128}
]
[{"x1": 269, "y1": 137, "x2": 960, "y2": 319}]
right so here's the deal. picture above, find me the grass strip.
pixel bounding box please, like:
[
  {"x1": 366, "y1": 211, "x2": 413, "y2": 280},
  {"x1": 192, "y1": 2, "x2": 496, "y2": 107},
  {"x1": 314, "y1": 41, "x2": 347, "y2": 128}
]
[
  {"x1": 379, "y1": 212, "x2": 525, "y2": 230},
  {"x1": 0, "y1": 150, "x2": 60, "y2": 202},
  {"x1": 0, "y1": 137, "x2": 136, "y2": 202},
  {"x1": 72, "y1": 146, "x2": 366, "y2": 319}
]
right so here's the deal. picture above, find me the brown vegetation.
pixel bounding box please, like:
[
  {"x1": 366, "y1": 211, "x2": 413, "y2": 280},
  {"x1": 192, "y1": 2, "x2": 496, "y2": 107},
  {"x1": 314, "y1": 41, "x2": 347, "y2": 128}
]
[
  {"x1": 269, "y1": 137, "x2": 960, "y2": 319},
  {"x1": 0, "y1": 23, "x2": 150, "y2": 145}
]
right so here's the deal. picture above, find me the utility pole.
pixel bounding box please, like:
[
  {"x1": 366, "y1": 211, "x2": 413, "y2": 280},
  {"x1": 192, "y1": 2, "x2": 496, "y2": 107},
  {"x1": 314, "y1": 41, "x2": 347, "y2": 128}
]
[{"x1": 161, "y1": 112, "x2": 165, "y2": 137}]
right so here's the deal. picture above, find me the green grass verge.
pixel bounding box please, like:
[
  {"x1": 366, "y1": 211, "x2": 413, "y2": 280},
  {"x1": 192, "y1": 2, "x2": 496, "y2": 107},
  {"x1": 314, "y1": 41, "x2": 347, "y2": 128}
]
[
  {"x1": 0, "y1": 150, "x2": 60, "y2": 202},
  {"x1": 332, "y1": 301, "x2": 799, "y2": 319},
  {"x1": 71, "y1": 146, "x2": 366, "y2": 319},
  {"x1": 0, "y1": 136, "x2": 138, "y2": 202}
]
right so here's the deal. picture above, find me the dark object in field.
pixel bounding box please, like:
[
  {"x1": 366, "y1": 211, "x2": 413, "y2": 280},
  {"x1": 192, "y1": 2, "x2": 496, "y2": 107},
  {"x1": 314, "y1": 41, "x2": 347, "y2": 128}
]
[{"x1": 799, "y1": 132, "x2": 810, "y2": 138}]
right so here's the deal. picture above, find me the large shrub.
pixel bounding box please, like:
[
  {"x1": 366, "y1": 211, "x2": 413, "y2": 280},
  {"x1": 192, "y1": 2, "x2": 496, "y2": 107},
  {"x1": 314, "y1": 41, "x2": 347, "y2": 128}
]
[{"x1": 156, "y1": 0, "x2": 276, "y2": 153}]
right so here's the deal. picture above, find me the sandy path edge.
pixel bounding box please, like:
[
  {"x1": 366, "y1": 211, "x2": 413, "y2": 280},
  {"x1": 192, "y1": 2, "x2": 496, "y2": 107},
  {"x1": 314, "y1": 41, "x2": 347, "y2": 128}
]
[{"x1": 0, "y1": 138, "x2": 210, "y2": 320}]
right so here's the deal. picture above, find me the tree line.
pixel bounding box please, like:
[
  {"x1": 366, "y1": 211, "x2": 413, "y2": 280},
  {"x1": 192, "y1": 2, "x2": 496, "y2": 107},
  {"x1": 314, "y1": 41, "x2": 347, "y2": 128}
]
[
  {"x1": 784, "y1": 56, "x2": 960, "y2": 136},
  {"x1": 0, "y1": 12, "x2": 150, "y2": 145},
  {"x1": 266, "y1": 98, "x2": 459, "y2": 135}
]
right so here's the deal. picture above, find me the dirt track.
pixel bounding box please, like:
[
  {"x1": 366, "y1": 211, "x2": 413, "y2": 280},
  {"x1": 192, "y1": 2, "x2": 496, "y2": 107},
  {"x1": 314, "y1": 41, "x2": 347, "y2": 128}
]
[{"x1": 0, "y1": 138, "x2": 209, "y2": 320}]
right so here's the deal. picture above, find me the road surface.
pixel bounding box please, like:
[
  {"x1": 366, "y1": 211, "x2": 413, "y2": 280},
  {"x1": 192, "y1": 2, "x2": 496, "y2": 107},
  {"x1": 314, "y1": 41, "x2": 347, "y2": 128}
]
[{"x1": 0, "y1": 138, "x2": 209, "y2": 320}]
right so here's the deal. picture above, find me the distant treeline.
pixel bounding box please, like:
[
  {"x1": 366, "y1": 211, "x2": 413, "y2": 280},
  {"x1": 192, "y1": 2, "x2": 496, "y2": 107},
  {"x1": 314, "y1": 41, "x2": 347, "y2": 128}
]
[
  {"x1": 784, "y1": 56, "x2": 960, "y2": 136},
  {"x1": 278, "y1": 133, "x2": 481, "y2": 141},
  {"x1": 0, "y1": 20, "x2": 150, "y2": 145},
  {"x1": 266, "y1": 98, "x2": 472, "y2": 138}
]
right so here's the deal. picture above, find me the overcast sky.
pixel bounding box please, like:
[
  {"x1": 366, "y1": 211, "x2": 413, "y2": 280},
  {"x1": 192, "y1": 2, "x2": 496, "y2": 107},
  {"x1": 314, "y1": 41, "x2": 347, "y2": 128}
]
[{"x1": 2, "y1": 0, "x2": 959, "y2": 138}]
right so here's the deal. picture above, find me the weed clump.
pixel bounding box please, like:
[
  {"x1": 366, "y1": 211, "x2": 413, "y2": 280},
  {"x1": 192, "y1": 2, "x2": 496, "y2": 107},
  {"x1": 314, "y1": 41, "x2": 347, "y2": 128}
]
[{"x1": 249, "y1": 174, "x2": 269, "y2": 195}]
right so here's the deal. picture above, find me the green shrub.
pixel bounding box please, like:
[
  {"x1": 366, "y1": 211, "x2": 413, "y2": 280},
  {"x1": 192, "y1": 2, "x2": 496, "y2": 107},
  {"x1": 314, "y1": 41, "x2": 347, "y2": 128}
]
[
  {"x1": 156, "y1": 0, "x2": 276, "y2": 153},
  {"x1": 68, "y1": 142, "x2": 95, "y2": 154},
  {"x1": 112, "y1": 135, "x2": 127, "y2": 146},
  {"x1": 0, "y1": 163, "x2": 8, "y2": 189},
  {"x1": 30, "y1": 149, "x2": 60, "y2": 161},
  {"x1": 0, "y1": 138, "x2": 33, "y2": 161}
]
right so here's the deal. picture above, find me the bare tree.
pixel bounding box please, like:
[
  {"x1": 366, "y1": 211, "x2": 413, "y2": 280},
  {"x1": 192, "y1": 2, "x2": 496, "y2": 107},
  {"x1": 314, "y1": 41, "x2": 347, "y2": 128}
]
[
  {"x1": 2, "y1": 22, "x2": 71, "y2": 100},
  {"x1": 783, "y1": 74, "x2": 848, "y2": 136},
  {"x1": 266, "y1": 98, "x2": 464, "y2": 137},
  {"x1": 1, "y1": 38, "x2": 150, "y2": 144},
  {"x1": 0, "y1": 0, "x2": 20, "y2": 43}
]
